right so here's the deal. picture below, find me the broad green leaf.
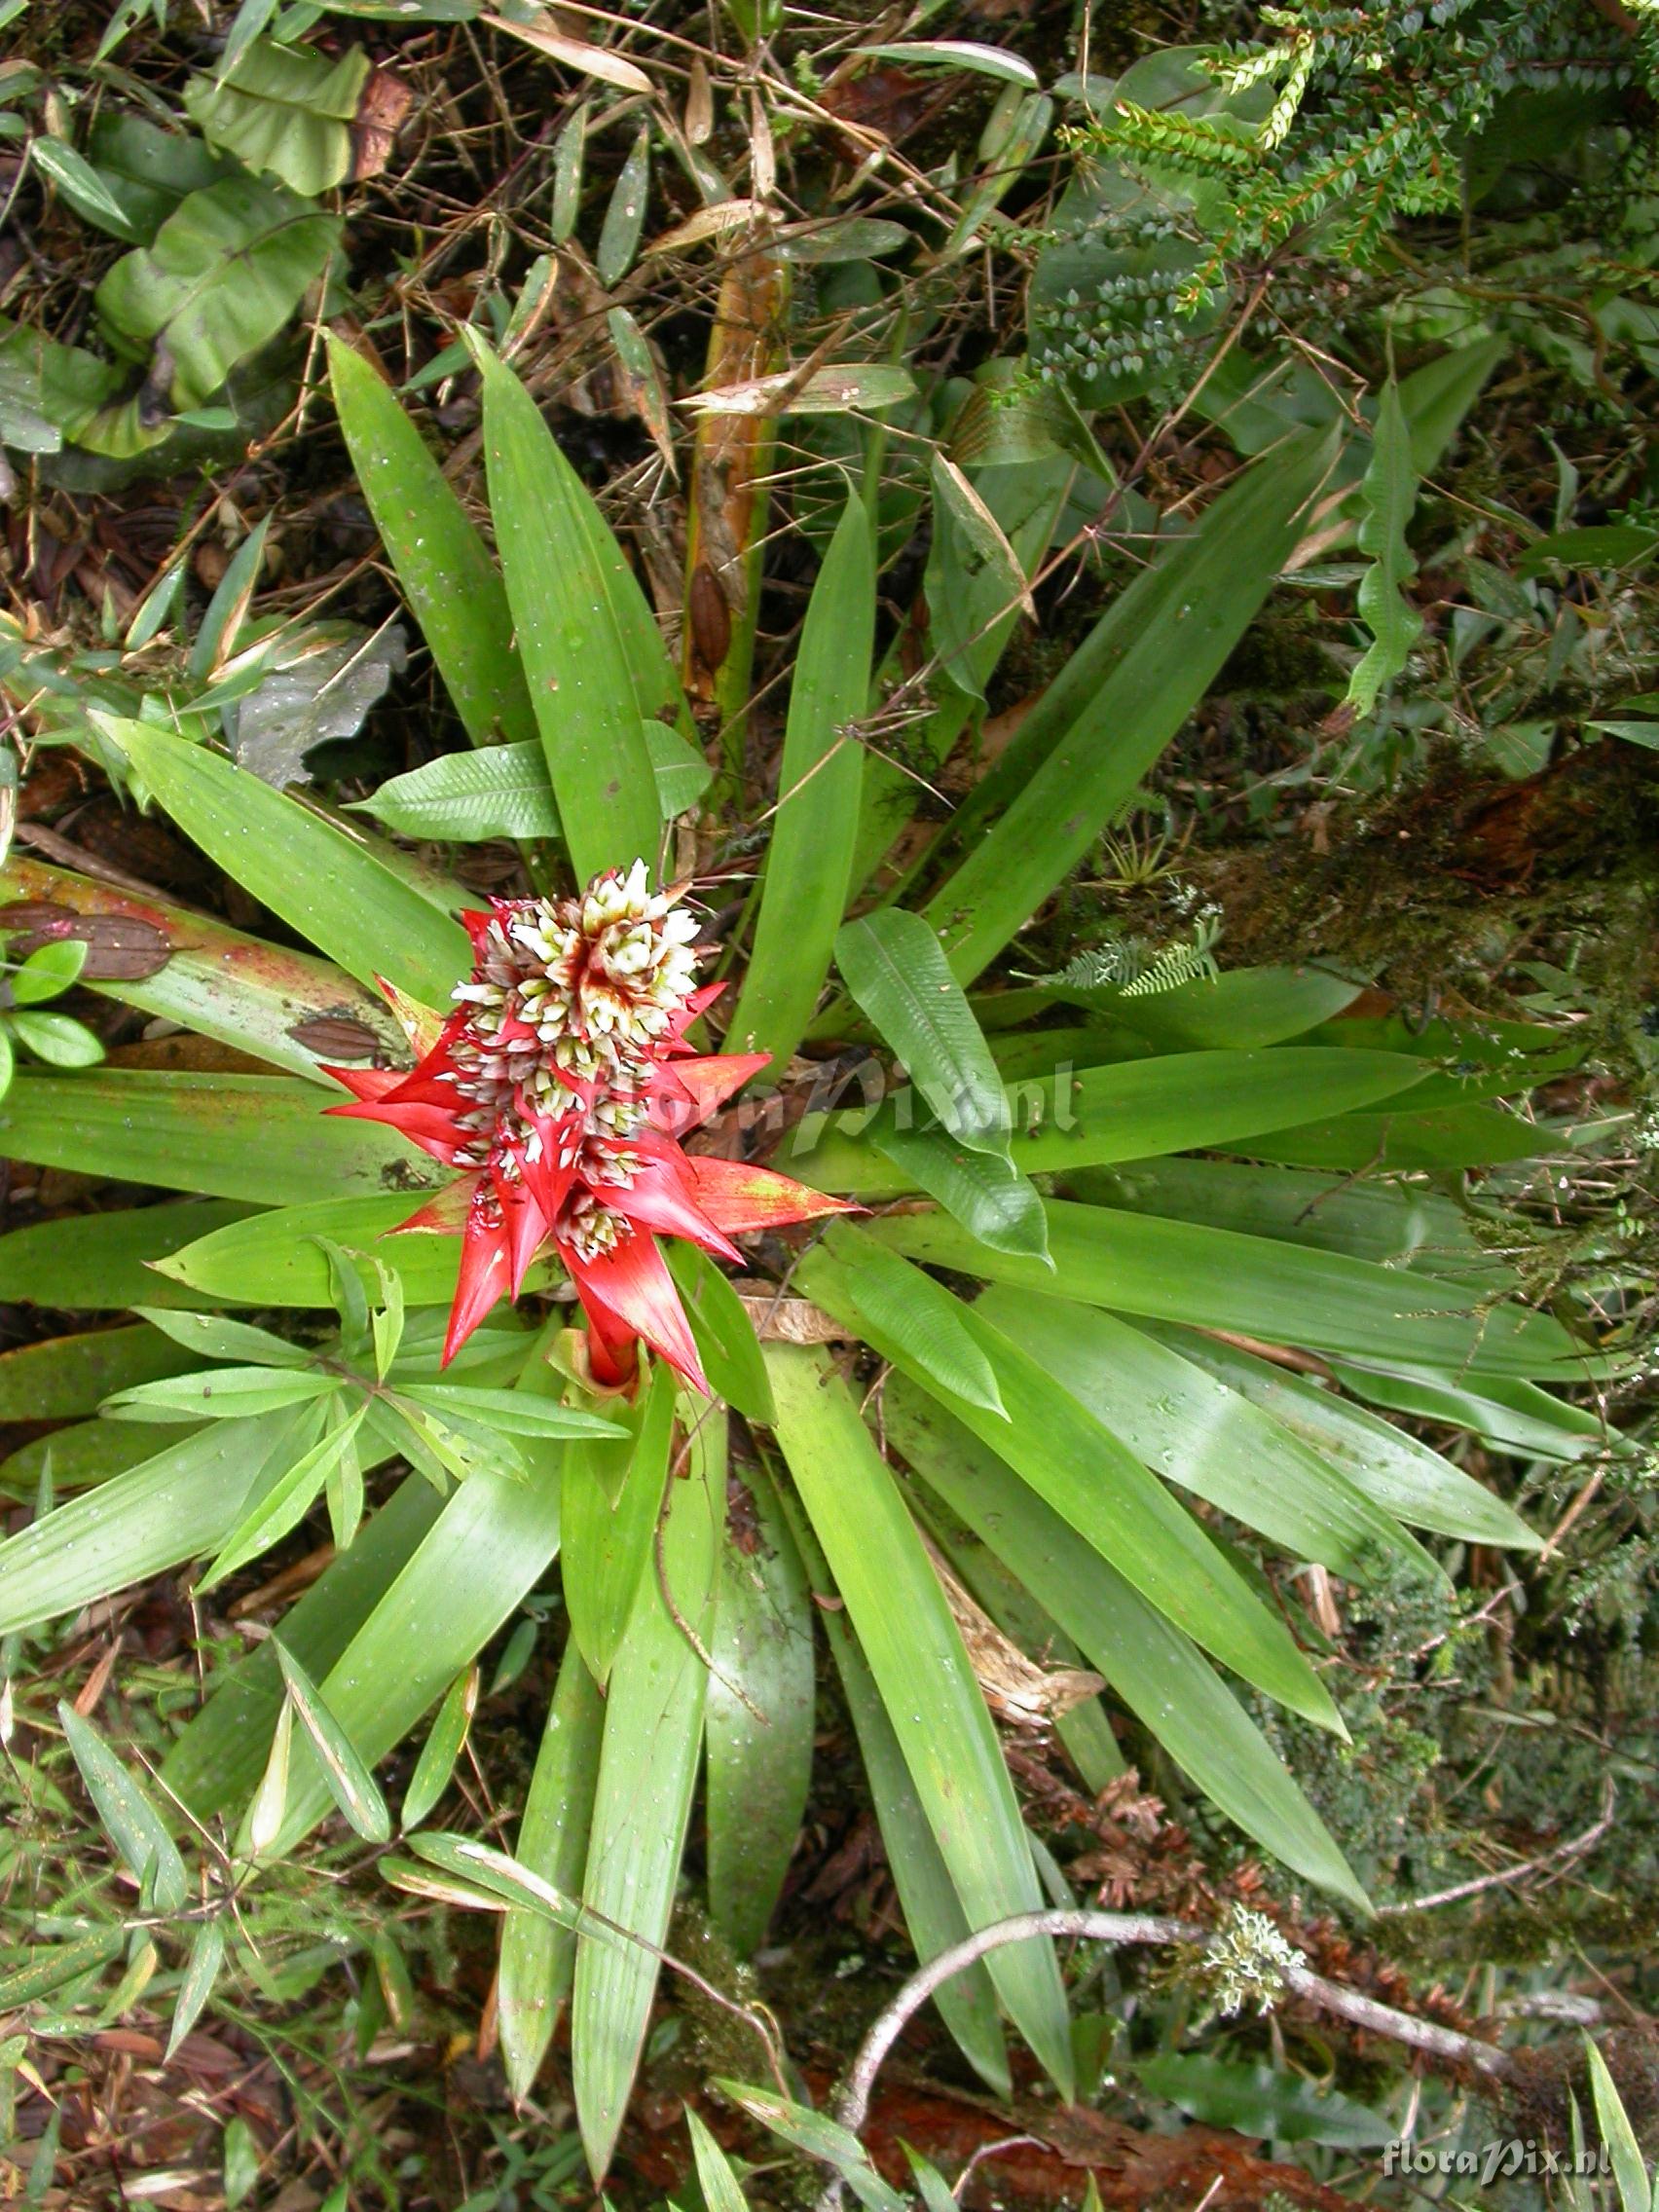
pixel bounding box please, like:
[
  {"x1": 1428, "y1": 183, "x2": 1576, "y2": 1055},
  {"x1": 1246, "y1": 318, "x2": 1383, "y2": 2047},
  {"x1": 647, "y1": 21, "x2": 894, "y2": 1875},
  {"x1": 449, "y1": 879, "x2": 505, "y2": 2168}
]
[
  {"x1": 806, "y1": 1258, "x2": 1340, "y2": 1728},
  {"x1": 57, "y1": 1704, "x2": 189, "y2": 1911},
  {"x1": 1098, "y1": 965, "x2": 1366, "y2": 1051},
  {"x1": 11, "y1": 936, "x2": 89, "y2": 1001},
  {"x1": 31, "y1": 135, "x2": 146, "y2": 241},
  {"x1": 0, "y1": 1411, "x2": 305, "y2": 1638},
  {"x1": 922, "y1": 430, "x2": 1336, "y2": 984},
  {"x1": 837, "y1": 907, "x2": 1010, "y2": 1156},
  {"x1": 0, "y1": 1323, "x2": 201, "y2": 1420},
  {"x1": 272, "y1": 1638, "x2": 392, "y2": 1844},
  {"x1": 2, "y1": 1416, "x2": 200, "y2": 1497},
  {"x1": 794, "y1": 1047, "x2": 1429, "y2": 1196},
  {"x1": 1132, "y1": 2054, "x2": 1389, "y2": 2149},
  {"x1": 1328, "y1": 1357, "x2": 1605, "y2": 1467},
  {"x1": 329, "y1": 335, "x2": 539, "y2": 753},
  {"x1": 498, "y1": 1640, "x2": 605, "y2": 2100},
  {"x1": 400, "y1": 1661, "x2": 474, "y2": 1825},
  {"x1": 1150, "y1": 1326, "x2": 1542, "y2": 1548},
  {"x1": 0, "y1": 1071, "x2": 440, "y2": 1207},
  {"x1": 885, "y1": 1382, "x2": 1367, "y2": 1908},
  {"x1": 866, "y1": 1199, "x2": 1588, "y2": 1380},
  {"x1": 729, "y1": 498, "x2": 875, "y2": 1068},
  {"x1": 786, "y1": 1491, "x2": 1007, "y2": 2089},
  {"x1": 10, "y1": 1011, "x2": 103, "y2": 1068},
  {"x1": 707, "y1": 1461, "x2": 814, "y2": 1957},
  {"x1": 156, "y1": 1196, "x2": 561, "y2": 1308},
  {"x1": 571, "y1": 1410, "x2": 720, "y2": 2179},
  {"x1": 562, "y1": 1363, "x2": 674, "y2": 1686},
  {"x1": 350, "y1": 726, "x2": 709, "y2": 841},
  {"x1": 163, "y1": 1477, "x2": 445, "y2": 1818},
  {"x1": 870, "y1": 1121, "x2": 1051, "y2": 1263},
  {"x1": 93, "y1": 175, "x2": 340, "y2": 413},
  {"x1": 201, "y1": 1402, "x2": 367, "y2": 1588},
  {"x1": 1235, "y1": 1100, "x2": 1553, "y2": 1171},
  {"x1": 977, "y1": 1290, "x2": 1432, "y2": 1580},
  {"x1": 1346, "y1": 379, "x2": 1423, "y2": 717},
  {"x1": 474, "y1": 339, "x2": 660, "y2": 883},
  {"x1": 184, "y1": 40, "x2": 369, "y2": 197},
  {"x1": 0, "y1": 1200, "x2": 252, "y2": 1309},
  {"x1": 800, "y1": 1223, "x2": 1006, "y2": 1416},
  {"x1": 664, "y1": 1242, "x2": 775, "y2": 1423},
  {"x1": 766, "y1": 1345, "x2": 1074, "y2": 2096},
  {"x1": 103, "y1": 719, "x2": 470, "y2": 1006}
]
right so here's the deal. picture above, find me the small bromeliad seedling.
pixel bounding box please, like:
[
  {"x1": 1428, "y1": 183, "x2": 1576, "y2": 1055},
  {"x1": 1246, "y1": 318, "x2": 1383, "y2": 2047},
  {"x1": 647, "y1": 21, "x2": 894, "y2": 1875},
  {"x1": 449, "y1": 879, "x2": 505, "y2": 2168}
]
[{"x1": 0, "y1": 326, "x2": 1612, "y2": 2178}]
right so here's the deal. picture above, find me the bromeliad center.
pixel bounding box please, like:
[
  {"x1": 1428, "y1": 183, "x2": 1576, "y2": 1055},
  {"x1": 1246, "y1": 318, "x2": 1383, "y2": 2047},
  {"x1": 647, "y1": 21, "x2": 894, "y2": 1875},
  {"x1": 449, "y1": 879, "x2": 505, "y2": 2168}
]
[{"x1": 322, "y1": 861, "x2": 851, "y2": 1386}]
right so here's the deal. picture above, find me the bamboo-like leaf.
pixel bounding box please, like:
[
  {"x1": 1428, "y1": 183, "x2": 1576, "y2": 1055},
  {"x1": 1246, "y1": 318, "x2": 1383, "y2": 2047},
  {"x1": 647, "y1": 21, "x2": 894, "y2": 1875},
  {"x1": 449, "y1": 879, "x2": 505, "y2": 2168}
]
[
  {"x1": 132, "y1": 1307, "x2": 312, "y2": 1368},
  {"x1": 765, "y1": 1345, "x2": 1073, "y2": 2095},
  {"x1": 729, "y1": 499, "x2": 875, "y2": 1066},
  {"x1": 246, "y1": 1698, "x2": 293, "y2": 1858},
  {"x1": 686, "y1": 2111, "x2": 752, "y2": 2212},
  {"x1": 921, "y1": 430, "x2": 1335, "y2": 984},
  {"x1": 715, "y1": 2083, "x2": 908, "y2": 2212},
  {"x1": 200, "y1": 1402, "x2": 367, "y2": 1589},
  {"x1": 562, "y1": 1363, "x2": 674, "y2": 1687},
  {"x1": 571, "y1": 1409, "x2": 721, "y2": 2179},
  {"x1": 166, "y1": 1919, "x2": 227, "y2": 2058},
  {"x1": 104, "y1": 1366, "x2": 339, "y2": 1422},
  {"x1": 0, "y1": 1930, "x2": 125, "y2": 2010},
  {"x1": 707, "y1": 1461, "x2": 814, "y2": 1956},
  {"x1": 57, "y1": 1704, "x2": 190, "y2": 1911},
  {"x1": 328, "y1": 334, "x2": 539, "y2": 754},
  {"x1": 885, "y1": 1382, "x2": 1367, "y2": 1908},
  {"x1": 1346, "y1": 379, "x2": 1423, "y2": 719},
  {"x1": 866, "y1": 1198, "x2": 1587, "y2": 1380},
  {"x1": 1584, "y1": 2037, "x2": 1651, "y2": 2212},
  {"x1": 0, "y1": 1071, "x2": 439, "y2": 1207},
  {"x1": 272, "y1": 1638, "x2": 392, "y2": 1844},
  {"x1": 103, "y1": 719, "x2": 470, "y2": 1006},
  {"x1": 597, "y1": 127, "x2": 651, "y2": 287},
  {"x1": 498, "y1": 1640, "x2": 606, "y2": 2100},
  {"x1": 2, "y1": 1417, "x2": 200, "y2": 1498},
  {"x1": 473, "y1": 339, "x2": 661, "y2": 883}
]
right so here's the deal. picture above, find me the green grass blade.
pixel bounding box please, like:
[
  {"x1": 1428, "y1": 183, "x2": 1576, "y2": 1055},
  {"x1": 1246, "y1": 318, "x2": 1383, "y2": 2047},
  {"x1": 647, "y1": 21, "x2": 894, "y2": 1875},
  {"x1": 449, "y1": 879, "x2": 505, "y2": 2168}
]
[
  {"x1": 765, "y1": 1344, "x2": 1074, "y2": 2096},
  {"x1": 729, "y1": 498, "x2": 875, "y2": 1066},
  {"x1": 0, "y1": 1072, "x2": 441, "y2": 1205},
  {"x1": 57, "y1": 1704, "x2": 189, "y2": 1911}
]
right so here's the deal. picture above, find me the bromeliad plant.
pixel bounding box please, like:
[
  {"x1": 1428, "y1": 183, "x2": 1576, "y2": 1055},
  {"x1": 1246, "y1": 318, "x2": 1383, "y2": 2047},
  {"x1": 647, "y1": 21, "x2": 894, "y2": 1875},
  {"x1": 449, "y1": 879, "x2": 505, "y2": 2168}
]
[{"x1": 0, "y1": 329, "x2": 1613, "y2": 2174}]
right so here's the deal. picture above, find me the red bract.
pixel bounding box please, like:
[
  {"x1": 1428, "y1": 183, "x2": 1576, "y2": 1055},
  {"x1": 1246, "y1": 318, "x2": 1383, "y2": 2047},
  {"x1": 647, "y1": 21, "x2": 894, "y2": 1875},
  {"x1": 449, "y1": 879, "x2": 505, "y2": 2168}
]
[{"x1": 323, "y1": 862, "x2": 851, "y2": 1390}]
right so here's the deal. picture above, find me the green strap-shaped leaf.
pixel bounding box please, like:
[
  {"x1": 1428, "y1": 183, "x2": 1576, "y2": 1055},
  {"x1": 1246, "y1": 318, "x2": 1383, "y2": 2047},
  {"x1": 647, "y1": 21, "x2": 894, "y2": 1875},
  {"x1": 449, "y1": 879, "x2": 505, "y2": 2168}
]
[
  {"x1": 571, "y1": 1407, "x2": 721, "y2": 2179},
  {"x1": 706, "y1": 1461, "x2": 815, "y2": 1957},
  {"x1": 350, "y1": 725, "x2": 710, "y2": 842},
  {"x1": 729, "y1": 498, "x2": 875, "y2": 1067},
  {"x1": 977, "y1": 1289, "x2": 1434, "y2": 1581},
  {"x1": 0, "y1": 1322, "x2": 201, "y2": 1420},
  {"x1": 1346, "y1": 378, "x2": 1423, "y2": 719},
  {"x1": 921, "y1": 429, "x2": 1335, "y2": 984},
  {"x1": 664, "y1": 1242, "x2": 775, "y2": 1423},
  {"x1": 772, "y1": 1471, "x2": 1009, "y2": 2089},
  {"x1": 802, "y1": 1222, "x2": 1005, "y2": 1416},
  {"x1": 799, "y1": 1248, "x2": 1342, "y2": 1730},
  {"x1": 885, "y1": 1381, "x2": 1368, "y2": 1910},
  {"x1": 765, "y1": 1345, "x2": 1074, "y2": 2097},
  {"x1": 836, "y1": 905, "x2": 1010, "y2": 1155},
  {"x1": 328, "y1": 334, "x2": 539, "y2": 754},
  {"x1": 869, "y1": 1121, "x2": 1051, "y2": 1263},
  {"x1": 562, "y1": 1363, "x2": 675, "y2": 1687},
  {"x1": 57, "y1": 1704, "x2": 189, "y2": 1911},
  {"x1": 0, "y1": 1200, "x2": 253, "y2": 1310},
  {"x1": 0, "y1": 1072, "x2": 440, "y2": 1206},
  {"x1": 866, "y1": 1198, "x2": 1588, "y2": 1381},
  {"x1": 104, "y1": 719, "x2": 470, "y2": 1006},
  {"x1": 473, "y1": 338, "x2": 661, "y2": 884},
  {"x1": 498, "y1": 1639, "x2": 606, "y2": 2101}
]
